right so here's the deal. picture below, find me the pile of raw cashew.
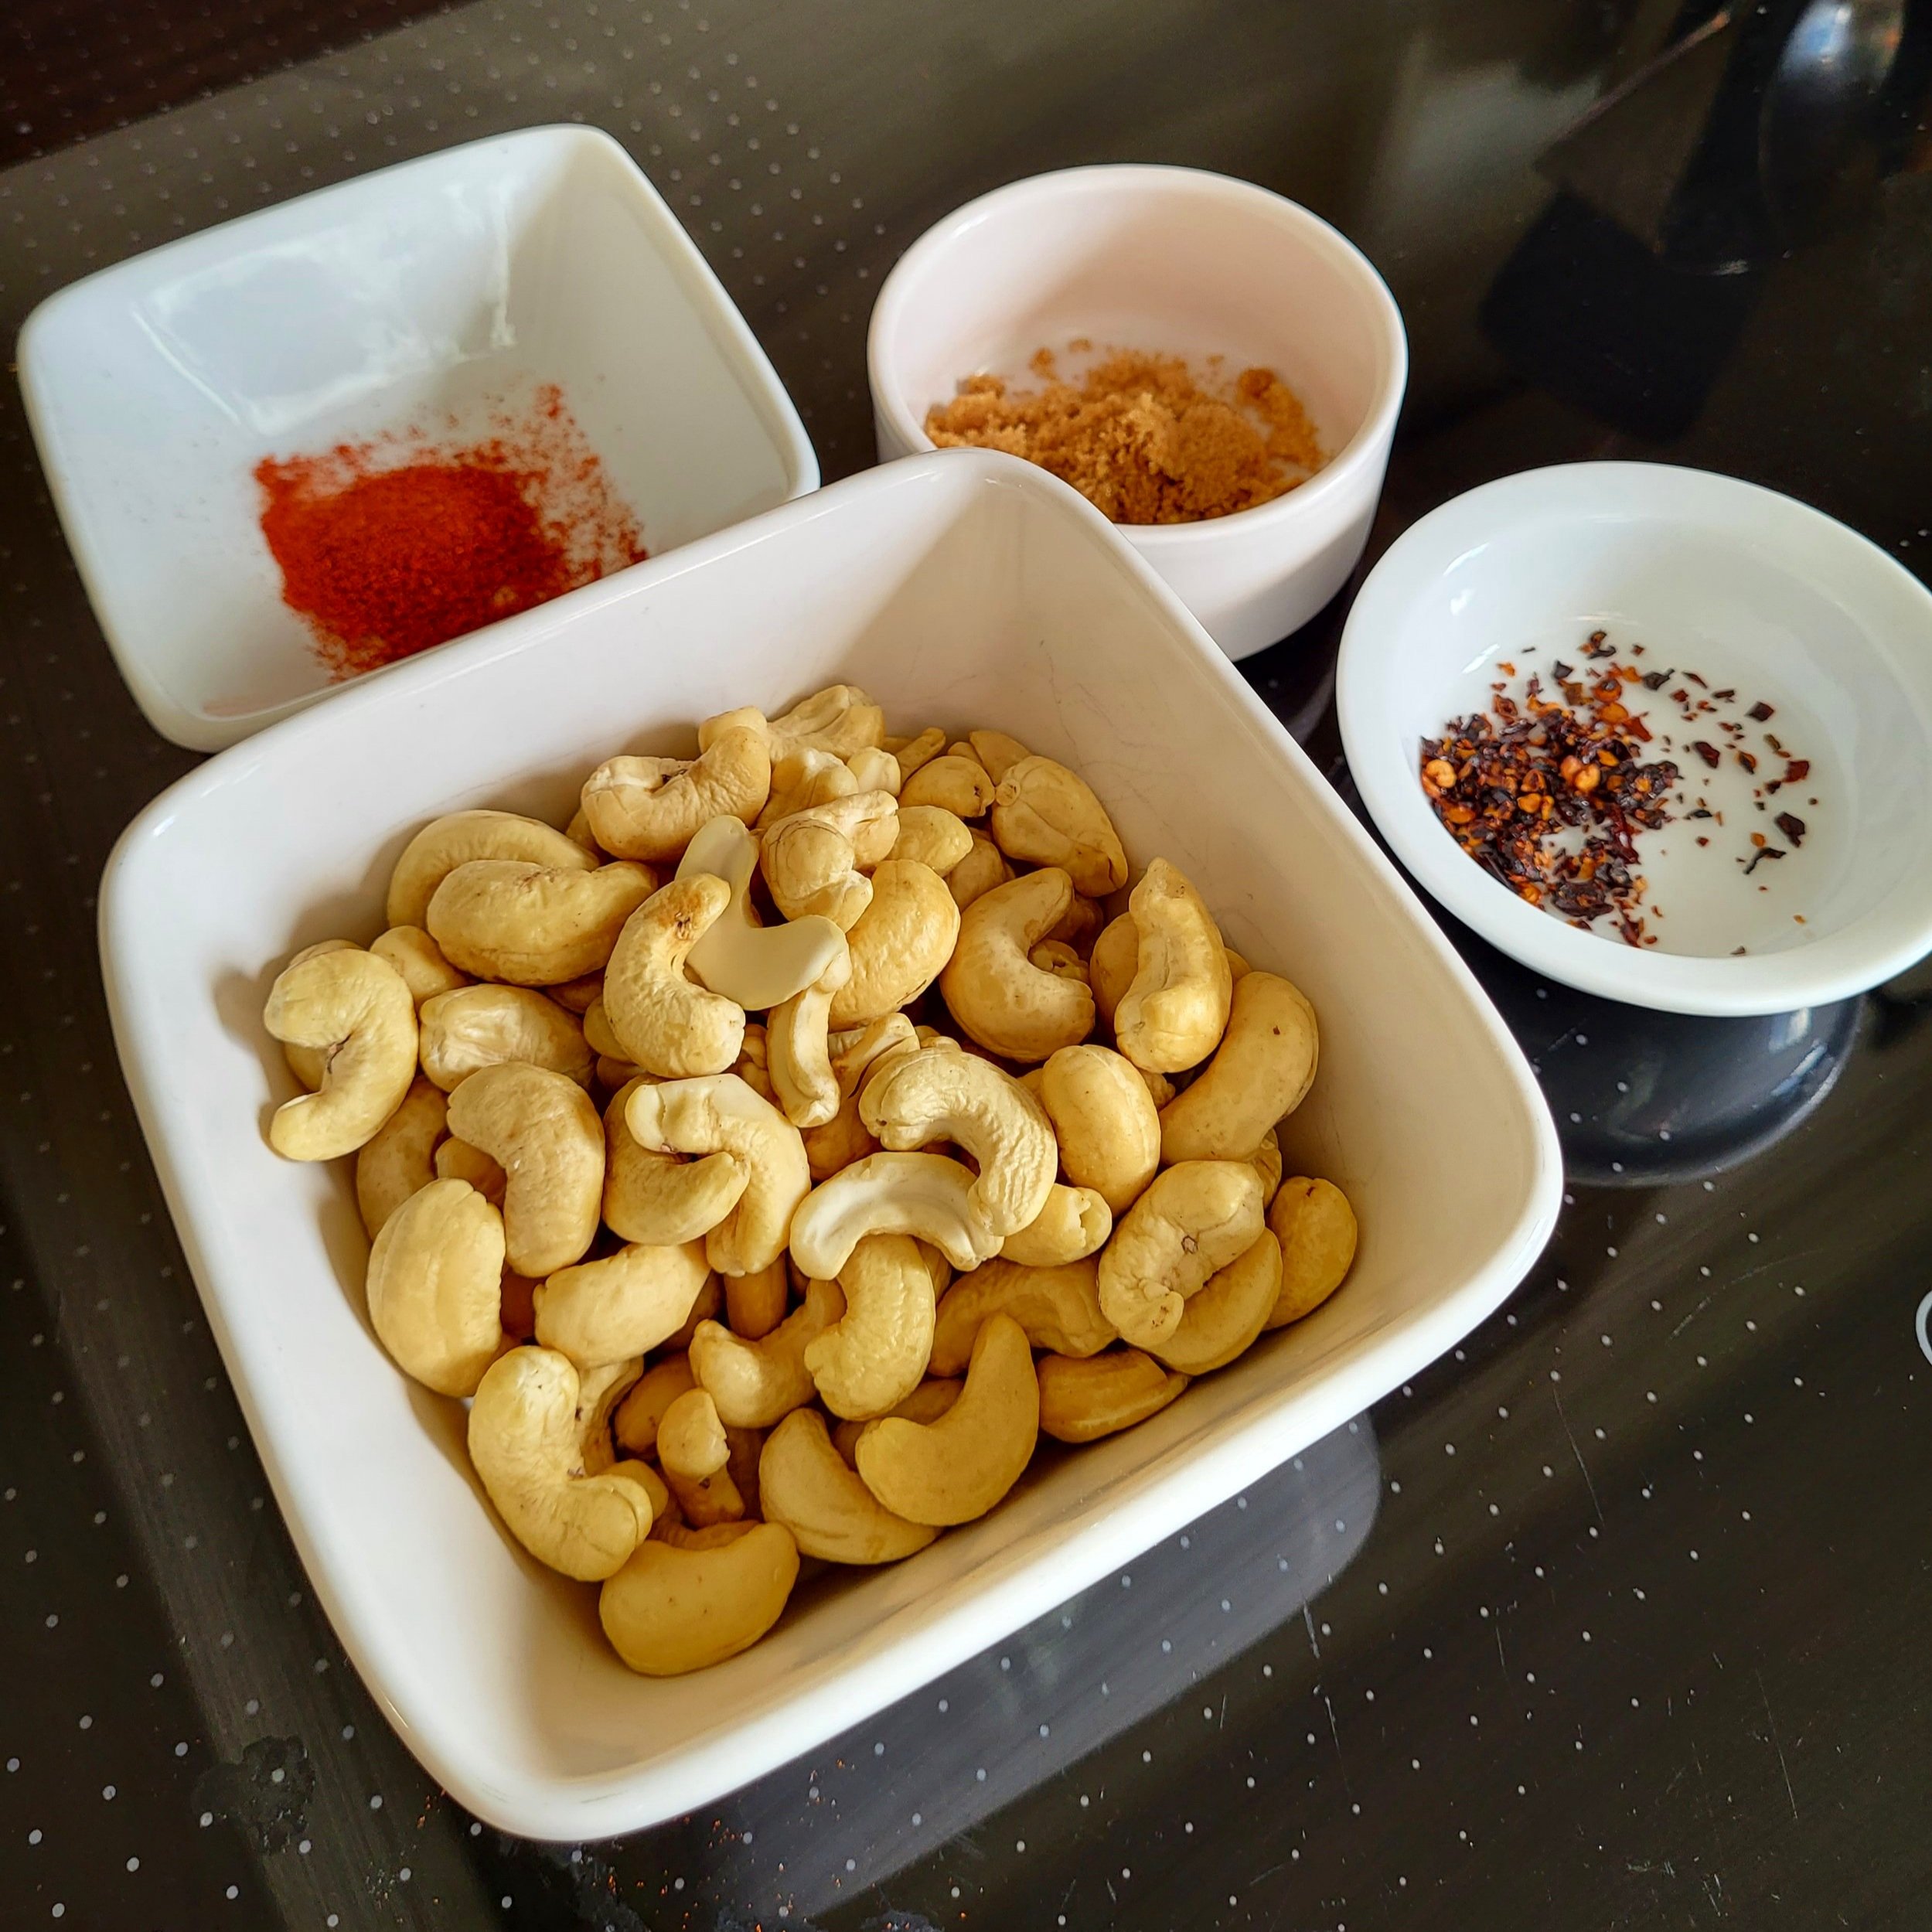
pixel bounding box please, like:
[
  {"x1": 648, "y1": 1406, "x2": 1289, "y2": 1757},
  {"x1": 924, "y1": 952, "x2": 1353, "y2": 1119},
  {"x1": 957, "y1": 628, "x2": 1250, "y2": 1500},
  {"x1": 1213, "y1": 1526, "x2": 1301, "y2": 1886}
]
[{"x1": 259, "y1": 685, "x2": 1358, "y2": 1677}]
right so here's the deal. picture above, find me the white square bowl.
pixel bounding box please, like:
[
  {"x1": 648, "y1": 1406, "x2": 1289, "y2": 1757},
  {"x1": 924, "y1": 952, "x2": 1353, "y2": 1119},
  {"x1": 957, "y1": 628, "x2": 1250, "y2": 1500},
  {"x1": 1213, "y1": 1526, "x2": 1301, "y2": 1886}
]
[
  {"x1": 100, "y1": 450, "x2": 1559, "y2": 1839},
  {"x1": 19, "y1": 125, "x2": 818, "y2": 751}
]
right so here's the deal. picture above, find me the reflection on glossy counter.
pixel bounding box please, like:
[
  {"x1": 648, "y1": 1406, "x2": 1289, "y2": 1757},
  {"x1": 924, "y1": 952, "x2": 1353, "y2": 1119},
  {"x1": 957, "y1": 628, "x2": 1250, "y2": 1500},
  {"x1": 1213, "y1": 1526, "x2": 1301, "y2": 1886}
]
[{"x1": 2, "y1": 0, "x2": 1932, "y2": 1927}]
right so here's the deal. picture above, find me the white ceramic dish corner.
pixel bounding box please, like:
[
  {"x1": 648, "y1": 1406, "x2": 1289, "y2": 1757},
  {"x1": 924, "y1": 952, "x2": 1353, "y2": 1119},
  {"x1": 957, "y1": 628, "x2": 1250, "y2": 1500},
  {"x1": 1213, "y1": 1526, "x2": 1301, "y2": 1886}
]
[
  {"x1": 19, "y1": 124, "x2": 818, "y2": 752},
  {"x1": 1338, "y1": 462, "x2": 1932, "y2": 1016},
  {"x1": 101, "y1": 450, "x2": 1559, "y2": 1839},
  {"x1": 868, "y1": 164, "x2": 1408, "y2": 660}
]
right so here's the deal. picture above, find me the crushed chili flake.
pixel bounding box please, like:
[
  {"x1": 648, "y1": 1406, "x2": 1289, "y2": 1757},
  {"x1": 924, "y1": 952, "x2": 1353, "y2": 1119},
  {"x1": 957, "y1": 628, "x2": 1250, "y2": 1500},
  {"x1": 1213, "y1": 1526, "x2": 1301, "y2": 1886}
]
[
  {"x1": 1691, "y1": 741, "x2": 1721, "y2": 768},
  {"x1": 1775, "y1": 812, "x2": 1808, "y2": 847}
]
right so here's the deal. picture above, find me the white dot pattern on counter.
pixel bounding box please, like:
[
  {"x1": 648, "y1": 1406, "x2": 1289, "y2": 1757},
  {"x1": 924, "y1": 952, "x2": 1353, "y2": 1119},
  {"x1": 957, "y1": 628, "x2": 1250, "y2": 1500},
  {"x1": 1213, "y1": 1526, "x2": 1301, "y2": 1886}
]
[{"x1": 2, "y1": 0, "x2": 1931, "y2": 1926}]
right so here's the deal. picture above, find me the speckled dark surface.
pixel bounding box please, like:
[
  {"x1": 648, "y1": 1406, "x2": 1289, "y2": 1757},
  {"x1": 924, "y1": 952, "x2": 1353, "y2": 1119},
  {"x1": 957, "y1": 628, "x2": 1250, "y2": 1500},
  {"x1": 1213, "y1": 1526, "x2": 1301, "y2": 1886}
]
[{"x1": 4, "y1": 1, "x2": 1932, "y2": 1926}]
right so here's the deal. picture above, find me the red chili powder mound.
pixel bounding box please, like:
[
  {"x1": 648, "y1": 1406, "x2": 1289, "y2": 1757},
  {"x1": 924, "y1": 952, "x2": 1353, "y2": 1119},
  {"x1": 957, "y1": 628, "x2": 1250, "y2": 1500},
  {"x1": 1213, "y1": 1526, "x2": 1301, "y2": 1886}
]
[{"x1": 256, "y1": 383, "x2": 647, "y2": 678}]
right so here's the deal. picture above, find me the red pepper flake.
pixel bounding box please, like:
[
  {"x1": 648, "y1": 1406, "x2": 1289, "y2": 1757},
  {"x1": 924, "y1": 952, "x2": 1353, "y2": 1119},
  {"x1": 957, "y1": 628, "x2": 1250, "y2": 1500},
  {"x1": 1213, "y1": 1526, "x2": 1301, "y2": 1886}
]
[
  {"x1": 1784, "y1": 759, "x2": 1811, "y2": 783},
  {"x1": 1775, "y1": 812, "x2": 1807, "y2": 847},
  {"x1": 1691, "y1": 741, "x2": 1721, "y2": 768},
  {"x1": 1736, "y1": 750, "x2": 1757, "y2": 773},
  {"x1": 1748, "y1": 700, "x2": 1774, "y2": 721}
]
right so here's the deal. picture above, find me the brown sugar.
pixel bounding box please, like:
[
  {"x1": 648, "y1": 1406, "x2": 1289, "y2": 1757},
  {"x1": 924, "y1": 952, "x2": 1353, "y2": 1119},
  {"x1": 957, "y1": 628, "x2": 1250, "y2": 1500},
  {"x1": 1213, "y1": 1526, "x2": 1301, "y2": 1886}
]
[{"x1": 924, "y1": 346, "x2": 1324, "y2": 525}]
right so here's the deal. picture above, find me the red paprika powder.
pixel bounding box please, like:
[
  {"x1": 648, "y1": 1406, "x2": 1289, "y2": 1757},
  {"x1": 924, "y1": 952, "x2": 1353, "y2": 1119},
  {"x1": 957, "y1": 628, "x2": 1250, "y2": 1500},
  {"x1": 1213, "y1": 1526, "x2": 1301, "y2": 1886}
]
[{"x1": 255, "y1": 383, "x2": 647, "y2": 678}]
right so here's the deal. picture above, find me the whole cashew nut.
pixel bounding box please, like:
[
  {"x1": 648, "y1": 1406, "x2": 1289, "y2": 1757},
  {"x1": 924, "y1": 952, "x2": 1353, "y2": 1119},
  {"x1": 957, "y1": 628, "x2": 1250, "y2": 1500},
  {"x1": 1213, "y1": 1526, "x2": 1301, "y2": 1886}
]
[
  {"x1": 417, "y1": 984, "x2": 593, "y2": 1092},
  {"x1": 601, "y1": 875, "x2": 746, "y2": 1078},
  {"x1": 802, "y1": 1015, "x2": 916, "y2": 1181},
  {"x1": 966, "y1": 729, "x2": 1031, "y2": 781},
  {"x1": 425, "y1": 859, "x2": 656, "y2": 986},
  {"x1": 602, "y1": 1077, "x2": 748, "y2": 1247},
  {"x1": 890, "y1": 805, "x2": 973, "y2": 876},
  {"x1": 387, "y1": 809, "x2": 593, "y2": 930},
  {"x1": 827, "y1": 860, "x2": 960, "y2": 1027},
  {"x1": 802, "y1": 1232, "x2": 938, "y2": 1419},
  {"x1": 989, "y1": 755, "x2": 1129, "y2": 896},
  {"x1": 853, "y1": 1312, "x2": 1038, "y2": 1527},
  {"x1": 946, "y1": 832, "x2": 1014, "y2": 911},
  {"x1": 688, "y1": 1275, "x2": 845, "y2": 1427},
  {"x1": 938, "y1": 867, "x2": 1095, "y2": 1063},
  {"x1": 468, "y1": 1347, "x2": 655, "y2": 1580},
  {"x1": 1149, "y1": 1231, "x2": 1283, "y2": 1375},
  {"x1": 434, "y1": 1136, "x2": 506, "y2": 1206},
  {"x1": 598, "y1": 1520, "x2": 799, "y2": 1675},
  {"x1": 788, "y1": 1150, "x2": 1004, "y2": 1279},
  {"x1": 612, "y1": 1354, "x2": 696, "y2": 1457},
  {"x1": 354, "y1": 1075, "x2": 448, "y2": 1238},
  {"x1": 756, "y1": 746, "x2": 860, "y2": 826},
  {"x1": 581, "y1": 727, "x2": 772, "y2": 863},
  {"x1": 1159, "y1": 972, "x2": 1320, "y2": 1164},
  {"x1": 830, "y1": 1377, "x2": 961, "y2": 1464},
  {"x1": 1113, "y1": 858, "x2": 1233, "y2": 1074},
  {"x1": 533, "y1": 1239, "x2": 712, "y2": 1369},
  {"x1": 1264, "y1": 1178, "x2": 1358, "y2": 1329},
  {"x1": 857, "y1": 1046, "x2": 1057, "y2": 1236},
  {"x1": 900, "y1": 753, "x2": 994, "y2": 819},
  {"x1": 625, "y1": 1074, "x2": 811, "y2": 1276},
  {"x1": 701, "y1": 683, "x2": 885, "y2": 762},
  {"x1": 844, "y1": 745, "x2": 901, "y2": 795},
  {"x1": 446, "y1": 1062, "x2": 605, "y2": 1278},
  {"x1": 1250, "y1": 1127, "x2": 1283, "y2": 1206},
  {"x1": 676, "y1": 815, "x2": 845, "y2": 1010},
  {"x1": 573, "y1": 1356, "x2": 642, "y2": 1476},
  {"x1": 886, "y1": 726, "x2": 946, "y2": 776},
  {"x1": 364, "y1": 1177, "x2": 506, "y2": 1395},
  {"x1": 370, "y1": 925, "x2": 469, "y2": 1007},
  {"x1": 929, "y1": 1255, "x2": 1115, "y2": 1376},
  {"x1": 761, "y1": 816, "x2": 871, "y2": 929},
  {"x1": 1036, "y1": 1348, "x2": 1188, "y2": 1443},
  {"x1": 758, "y1": 1409, "x2": 936, "y2": 1564},
  {"x1": 264, "y1": 947, "x2": 418, "y2": 1160},
  {"x1": 656, "y1": 1388, "x2": 746, "y2": 1527},
  {"x1": 999, "y1": 1184, "x2": 1112, "y2": 1267},
  {"x1": 1038, "y1": 1044, "x2": 1160, "y2": 1215},
  {"x1": 1088, "y1": 915, "x2": 1138, "y2": 1029},
  {"x1": 1095, "y1": 1160, "x2": 1266, "y2": 1348},
  {"x1": 768, "y1": 942, "x2": 853, "y2": 1130}
]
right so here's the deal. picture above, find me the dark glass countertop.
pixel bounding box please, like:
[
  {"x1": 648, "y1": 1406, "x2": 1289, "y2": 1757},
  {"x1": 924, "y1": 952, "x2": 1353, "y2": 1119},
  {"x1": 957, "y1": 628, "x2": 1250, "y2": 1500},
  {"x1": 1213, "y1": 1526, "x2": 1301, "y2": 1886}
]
[{"x1": 4, "y1": 1, "x2": 1931, "y2": 1926}]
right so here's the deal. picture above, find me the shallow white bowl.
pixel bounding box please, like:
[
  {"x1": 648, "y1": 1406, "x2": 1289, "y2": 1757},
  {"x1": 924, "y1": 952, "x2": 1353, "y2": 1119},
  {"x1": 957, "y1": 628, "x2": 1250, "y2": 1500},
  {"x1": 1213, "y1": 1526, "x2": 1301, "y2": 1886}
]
[
  {"x1": 19, "y1": 125, "x2": 817, "y2": 751},
  {"x1": 101, "y1": 450, "x2": 1558, "y2": 1838},
  {"x1": 868, "y1": 165, "x2": 1406, "y2": 659},
  {"x1": 1339, "y1": 462, "x2": 1932, "y2": 1015}
]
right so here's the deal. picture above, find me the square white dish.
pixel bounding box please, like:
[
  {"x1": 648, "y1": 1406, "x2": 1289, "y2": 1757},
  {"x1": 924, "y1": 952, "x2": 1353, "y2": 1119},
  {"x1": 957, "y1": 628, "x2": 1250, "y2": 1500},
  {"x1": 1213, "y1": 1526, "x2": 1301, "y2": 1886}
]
[
  {"x1": 100, "y1": 449, "x2": 1559, "y2": 1839},
  {"x1": 19, "y1": 124, "x2": 817, "y2": 752}
]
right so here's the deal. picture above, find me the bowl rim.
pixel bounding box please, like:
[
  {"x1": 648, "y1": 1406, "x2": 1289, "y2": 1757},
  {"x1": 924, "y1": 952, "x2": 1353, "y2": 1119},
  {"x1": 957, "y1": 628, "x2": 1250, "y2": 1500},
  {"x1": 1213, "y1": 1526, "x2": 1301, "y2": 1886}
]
[
  {"x1": 15, "y1": 123, "x2": 820, "y2": 752},
  {"x1": 1337, "y1": 458, "x2": 1932, "y2": 1016},
  {"x1": 866, "y1": 162, "x2": 1408, "y2": 547},
  {"x1": 99, "y1": 448, "x2": 1561, "y2": 1838}
]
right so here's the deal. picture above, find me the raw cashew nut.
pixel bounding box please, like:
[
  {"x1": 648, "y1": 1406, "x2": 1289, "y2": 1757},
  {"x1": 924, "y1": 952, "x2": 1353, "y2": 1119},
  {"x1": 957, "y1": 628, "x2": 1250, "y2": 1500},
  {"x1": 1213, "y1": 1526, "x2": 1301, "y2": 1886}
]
[
  {"x1": 946, "y1": 832, "x2": 1014, "y2": 911},
  {"x1": 613, "y1": 1354, "x2": 696, "y2": 1457},
  {"x1": 469, "y1": 1347, "x2": 654, "y2": 1580},
  {"x1": 626, "y1": 1074, "x2": 810, "y2": 1276},
  {"x1": 602, "y1": 1077, "x2": 748, "y2": 1246},
  {"x1": 574, "y1": 1357, "x2": 642, "y2": 1476},
  {"x1": 264, "y1": 947, "x2": 418, "y2": 1160},
  {"x1": 1250, "y1": 1127, "x2": 1283, "y2": 1205},
  {"x1": 890, "y1": 805, "x2": 973, "y2": 875},
  {"x1": 900, "y1": 753, "x2": 994, "y2": 818},
  {"x1": 733, "y1": 1023, "x2": 775, "y2": 1102},
  {"x1": 1000, "y1": 1184, "x2": 1112, "y2": 1267},
  {"x1": 929, "y1": 1255, "x2": 1115, "y2": 1376},
  {"x1": 434, "y1": 1136, "x2": 506, "y2": 1205},
  {"x1": 702, "y1": 684, "x2": 885, "y2": 762},
  {"x1": 761, "y1": 816, "x2": 871, "y2": 929},
  {"x1": 858, "y1": 1046, "x2": 1057, "y2": 1235},
  {"x1": 1113, "y1": 859, "x2": 1233, "y2": 1073},
  {"x1": 656, "y1": 1389, "x2": 746, "y2": 1526},
  {"x1": 1159, "y1": 973, "x2": 1320, "y2": 1164},
  {"x1": 425, "y1": 859, "x2": 656, "y2": 986},
  {"x1": 1150, "y1": 1232, "x2": 1282, "y2": 1375},
  {"x1": 676, "y1": 815, "x2": 845, "y2": 1010},
  {"x1": 387, "y1": 809, "x2": 593, "y2": 929},
  {"x1": 1225, "y1": 946, "x2": 1252, "y2": 980},
  {"x1": 853, "y1": 1313, "x2": 1038, "y2": 1527},
  {"x1": 355, "y1": 1076, "x2": 448, "y2": 1238},
  {"x1": 887, "y1": 726, "x2": 946, "y2": 775},
  {"x1": 1038, "y1": 1045, "x2": 1160, "y2": 1215},
  {"x1": 581, "y1": 727, "x2": 772, "y2": 862},
  {"x1": 533, "y1": 1239, "x2": 712, "y2": 1368},
  {"x1": 601, "y1": 875, "x2": 746, "y2": 1078},
  {"x1": 827, "y1": 860, "x2": 960, "y2": 1027},
  {"x1": 989, "y1": 755, "x2": 1129, "y2": 896},
  {"x1": 803, "y1": 1233, "x2": 937, "y2": 1419},
  {"x1": 757, "y1": 746, "x2": 859, "y2": 826},
  {"x1": 724, "y1": 1256, "x2": 789, "y2": 1339},
  {"x1": 1096, "y1": 1160, "x2": 1266, "y2": 1348},
  {"x1": 417, "y1": 984, "x2": 593, "y2": 1091},
  {"x1": 768, "y1": 942, "x2": 852, "y2": 1130},
  {"x1": 966, "y1": 729, "x2": 1031, "y2": 781},
  {"x1": 364, "y1": 1177, "x2": 506, "y2": 1395},
  {"x1": 939, "y1": 867, "x2": 1095, "y2": 1062},
  {"x1": 1044, "y1": 893, "x2": 1104, "y2": 954},
  {"x1": 1089, "y1": 915, "x2": 1138, "y2": 1029},
  {"x1": 688, "y1": 1276, "x2": 845, "y2": 1427},
  {"x1": 278, "y1": 939, "x2": 356, "y2": 1089},
  {"x1": 370, "y1": 925, "x2": 469, "y2": 1007},
  {"x1": 830, "y1": 1378, "x2": 961, "y2": 1464},
  {"x1": 759, "y1": 1409, "x2": 936, "y2": 1564},
  {"x1": 802, "y1": 1016, "x2": 916, "y2": 1180},
  {"x1": 788, "y1": 1151, "x2": 1004, "y2": 1278},
  {"x1": 447, "y1": 1062, "x2": 604, "y2": 1278},
  {"x1": 1264, "y1": 1178, "x2": 1358, "y2": 1329},
  {"x1": 1037, "y1": 1348, "x2": 1188, "y2": 1443},
  {"x1": 598, "y1": 1521, "x2": 799, "y2": 1675},
  {"x1": 564, "y1": 807, "x2": 605, "y2": 859},
  {"x1": 845, "y1": 746, "x2": 901, "y2": 795}
]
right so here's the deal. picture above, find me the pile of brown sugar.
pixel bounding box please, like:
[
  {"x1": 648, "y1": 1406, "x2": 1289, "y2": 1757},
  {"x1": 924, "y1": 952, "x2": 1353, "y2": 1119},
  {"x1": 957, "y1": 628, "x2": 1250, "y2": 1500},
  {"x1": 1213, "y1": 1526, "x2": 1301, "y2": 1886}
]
[{"x1": 924, "y1": 345, "x2": 1325, "y2": 524}]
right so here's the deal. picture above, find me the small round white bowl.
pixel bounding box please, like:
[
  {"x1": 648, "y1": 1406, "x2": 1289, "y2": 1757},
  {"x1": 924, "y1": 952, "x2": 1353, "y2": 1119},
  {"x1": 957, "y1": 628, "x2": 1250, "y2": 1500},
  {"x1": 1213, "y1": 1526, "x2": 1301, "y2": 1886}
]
[
  {"x1": 868, "y1": 165, "x2": 1407, "y2": 659},
  {"x1": 1338, "y1": 462, "x2": 1932, "y2": 1016}
]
